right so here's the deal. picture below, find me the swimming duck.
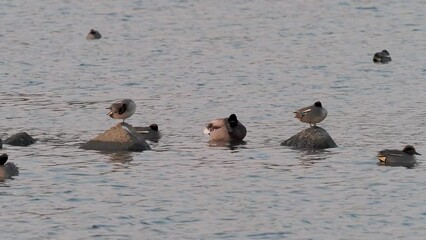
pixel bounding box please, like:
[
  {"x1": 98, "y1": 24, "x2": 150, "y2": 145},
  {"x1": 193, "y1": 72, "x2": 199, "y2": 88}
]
[
  {"x1": 0, "y1": 154, "x2": 19, "y2": 179},
  {"x1": 86, "y1": 29, "x2": 102, "y2": 39},
  {"x1": 294, "y1": 101, "x2": 328, "y2": 127},
  {"x1": 135, "y1": 124, "x2": 162, "y2": 142},
  {"x1": 107, "y1": 99, "x2": 136, "y2": 123},
  {"x1": 377, "y1": 145, "x2": 421, "y2": 166},
  {"x1": 373, "y1": 50, "x2": 391, "y2": 63},
  {"x1": 203, "y1": 114, "x2": 247, "y2": 141}
]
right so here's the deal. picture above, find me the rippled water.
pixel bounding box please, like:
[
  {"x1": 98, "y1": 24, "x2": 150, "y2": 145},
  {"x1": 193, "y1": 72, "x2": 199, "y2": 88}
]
[{"x1": 1, "y1": 0, "x2": 426, "y2": 239}]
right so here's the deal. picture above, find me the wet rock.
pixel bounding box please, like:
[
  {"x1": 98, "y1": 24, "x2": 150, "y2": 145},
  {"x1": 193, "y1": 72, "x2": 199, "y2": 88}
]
[
  {"x1": 81, "y1": 123, "x2": 151, "y2": 152},
  {"x1": 134, "y1": 124, "x2": 162, "y2": 142},
  {"x1": 281, "y1": 126, "x2": 337, "y2": 149},
  {"x1": 0, "y1": 154, "x2": 19, "y2": 180},
  {"x1": 4, "y1": 132, "x2": 36, "y2": 146}
]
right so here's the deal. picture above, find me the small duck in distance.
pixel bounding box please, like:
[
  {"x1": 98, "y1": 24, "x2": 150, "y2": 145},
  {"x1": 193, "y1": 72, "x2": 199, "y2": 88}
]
[
  {"x1": 373, "y1": 49, "x2": 391, "y2": 63},
  {"x1": 377, "y1": 145, "x2": 421, "y2": 167},
  {"x1": 204, "y1": 114, "x2": 247, "y2": 142},
  {"x1": 107, "y1": 99, "x2": 136, "y2": 123},
  {"x1": 294, "y1": 101, "x2": 327, "y2": 127},
  {"x1": 86, "y1": 29, "x2": 102, "y2": 40}
]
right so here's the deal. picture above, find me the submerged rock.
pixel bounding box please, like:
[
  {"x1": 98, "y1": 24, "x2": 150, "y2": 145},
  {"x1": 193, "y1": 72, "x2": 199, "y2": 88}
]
[
  {"x1": 4, "y1": 132, "x2": 36, "y2": 146},
  {"x1": 0, "y1": 154, "x2": 19, "y2": 180},
  {"x1": 281, "y1": 126, "x2": 337, "y2": 149},
  {"x1": 81, "y1": 123, "x2": 151, "y2": 152}
]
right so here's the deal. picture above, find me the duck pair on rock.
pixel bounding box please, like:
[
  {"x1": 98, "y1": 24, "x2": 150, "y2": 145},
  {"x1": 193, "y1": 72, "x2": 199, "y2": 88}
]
[{"x1": 107, "y1": 99, "x2": 160, "y2": 141}]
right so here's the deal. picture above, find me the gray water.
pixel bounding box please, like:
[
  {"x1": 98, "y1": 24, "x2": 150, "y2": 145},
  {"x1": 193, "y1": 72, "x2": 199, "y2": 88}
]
[{"x1": 1, "y1": 0, "x2": 426, "y2": 239}]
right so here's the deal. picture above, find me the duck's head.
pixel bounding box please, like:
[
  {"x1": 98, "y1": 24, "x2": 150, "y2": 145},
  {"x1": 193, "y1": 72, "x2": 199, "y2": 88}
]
[
  {"x1": 0, "y1": 154, "x2": 8, "y2": 165},
  {"x1": 314, "y1": 101, "x2": 322, "y2": 107},
  {"x1": 381, "y1": 50, "x2": 390, "y2": 56},
  {"x1": 403, "y1": 145, "x2": 421, "y2": 155},
  {"x1": 149, "y1": 124, "x2": 159, "y2": 132},
  {"x1": 228, "y1": 114, "x2": 238, "y2": 128}
]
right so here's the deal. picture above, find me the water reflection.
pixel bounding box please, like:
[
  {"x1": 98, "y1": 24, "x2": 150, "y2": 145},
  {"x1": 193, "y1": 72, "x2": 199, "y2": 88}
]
[
  {"x1": 298, "y1": 149, "x2": 334, "y2": 166},
  {"x1": 103, "y1": 152, "x2": 134, "y2": 164},
  {"x1": 208, "y1": 140, "x2": 247, "y2": 150},
  {"x1": 377, "y1": 161, "x2": 417, "y2": 169}
]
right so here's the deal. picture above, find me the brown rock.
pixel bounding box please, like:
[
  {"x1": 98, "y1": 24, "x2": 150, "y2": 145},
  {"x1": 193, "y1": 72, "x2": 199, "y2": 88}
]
[{"x1": 80, "y1": 123, "x2": 151, "y2": 152}]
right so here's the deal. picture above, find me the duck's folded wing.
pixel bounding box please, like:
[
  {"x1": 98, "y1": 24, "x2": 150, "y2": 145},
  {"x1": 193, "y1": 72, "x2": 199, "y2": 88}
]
[
  {"x1": 294, "y1": 106, "x2": 312, "y2": 119},
  {"x1": 377, "y1": 150, "x2": 403, "y2": 162}
]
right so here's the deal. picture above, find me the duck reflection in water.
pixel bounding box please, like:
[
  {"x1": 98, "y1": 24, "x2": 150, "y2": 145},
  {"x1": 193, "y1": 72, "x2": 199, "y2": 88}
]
[
  {"x1": 106, "y1": 152, "x2": 134, "y2": 164},
  {"x1": 208, "y1": 139, "x2": 247, "y2": 150},
  {"x1": 298, "y1": 149, "x2": 334, "y2": 167}
]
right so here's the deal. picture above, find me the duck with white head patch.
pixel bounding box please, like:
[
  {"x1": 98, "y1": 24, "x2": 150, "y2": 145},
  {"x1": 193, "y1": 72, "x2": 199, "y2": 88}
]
[{"x1": 204, "y1": 114, "x2": 247, "y2": 141}]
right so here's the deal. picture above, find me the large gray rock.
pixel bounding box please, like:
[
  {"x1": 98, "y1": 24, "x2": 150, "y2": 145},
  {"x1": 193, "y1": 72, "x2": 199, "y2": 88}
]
[
  {"x1": 81, "y1": 123, "x2": 151, "y2": 152},
  {"x1": 4, "y1": 132, "x2": 36, "y2": 146},
  {"x1": 281, "y1": 126, "x2": 337, "y2": 149}
]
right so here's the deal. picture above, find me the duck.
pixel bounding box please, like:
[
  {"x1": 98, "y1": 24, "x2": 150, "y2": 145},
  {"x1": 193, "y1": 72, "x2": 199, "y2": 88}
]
[
  {"x1": 135, "y1": 124, "x2": 162, "y2": 142},
  {"x1": 86, "y1": 29, "x2": 102, "y2": 39},
  {"x1": 373, "y1": 49, "x2": 391, "y2": 63},
  {"x1": 294, "y1": 101, "x2": 328, "y2": 127},
  {"x1": 107, "y1": 99, "x2": 136, "y2": 123},
  {"x1": 377, "y1": 145, "x2": 421, "y2": 166},
  {"x1": 0, "y1": 154, "x2": 19, "y2": 179},
  {"x1": 203, "y1": 114, "x2": 247, "y2": 141}
]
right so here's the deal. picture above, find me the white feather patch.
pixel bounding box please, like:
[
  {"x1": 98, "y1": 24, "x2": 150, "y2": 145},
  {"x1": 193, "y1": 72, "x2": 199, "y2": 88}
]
[{"x1": 203, "y1": 127, "x2": 210, "y2": 135}]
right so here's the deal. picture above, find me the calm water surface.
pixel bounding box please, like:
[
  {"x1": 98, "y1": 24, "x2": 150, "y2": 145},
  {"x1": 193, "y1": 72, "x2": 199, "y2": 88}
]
[{"x1": 1, "y1": 0, "x2": 426, "y2": 239}]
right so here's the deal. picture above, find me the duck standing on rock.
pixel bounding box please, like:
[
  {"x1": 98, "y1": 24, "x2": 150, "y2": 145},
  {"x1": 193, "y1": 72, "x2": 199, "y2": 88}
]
[
  {"x1": 377, "y1": 145, "x2": 421, "y2": 167},
  {"x1": 204, "y1": 114, "x2": 247, "y2": 142},
  {"x1": 294, "y1": 101, "x2": 327, "y2": 127},
  {"x1": 107, "y1": 99, "x2": 136, "y2": 123}
]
